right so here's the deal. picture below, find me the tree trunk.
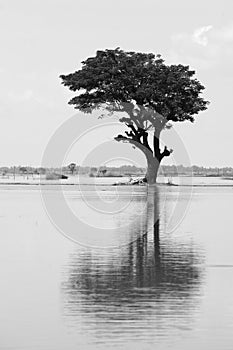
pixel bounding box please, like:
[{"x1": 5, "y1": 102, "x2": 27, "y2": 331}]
[
  {"x1": 146, "y1": 156, "x2": 160, "y2": 185},
  {"x1": 145, "y1": 130, "x2": 162, "y2": 185}
]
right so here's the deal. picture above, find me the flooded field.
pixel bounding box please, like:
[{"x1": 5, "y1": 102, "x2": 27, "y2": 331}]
[{"x1": 0, "y1": 183, "x2": 233, "y2": 349}]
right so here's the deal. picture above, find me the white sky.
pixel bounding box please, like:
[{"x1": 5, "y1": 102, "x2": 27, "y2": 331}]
[{"x1": 0, "y1": 0, "x2": 233, "y2": 167}]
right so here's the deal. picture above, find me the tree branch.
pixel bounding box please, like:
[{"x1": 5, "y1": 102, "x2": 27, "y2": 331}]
[
  {"x1": 159, "y1": 146, "x2": 173, "y2": 161},
  {"x1": 153, "y1": 131, "x2": 161, "y2": 159},
  {"x1": 138, "y1": 128, "x2": 153, "y2": 153},
  {"x1": 126, "y1": 123, "x2": 138, "y2": 134},
  {"x1": 115, "y1": 135, "x2": 153, "y2": 158}
]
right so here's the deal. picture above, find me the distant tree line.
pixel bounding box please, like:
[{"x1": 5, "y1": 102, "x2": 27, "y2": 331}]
[{"x1": 1, "y1": 164, "x2": 233, "y2": 177}]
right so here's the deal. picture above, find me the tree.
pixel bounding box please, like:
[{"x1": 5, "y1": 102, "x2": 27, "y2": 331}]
[
  {"x1": 98, "y1": 167, "x2": 107, "y2": 176},
  {"x1": 19, "y1": 166, "x2": 28, "y2": 174},
  {"x1": 68, "y1": 162, "x2": 76, "y2": 175},
  {"x1": 60, "y1": 48, "x2": 209, "y2": 184}
]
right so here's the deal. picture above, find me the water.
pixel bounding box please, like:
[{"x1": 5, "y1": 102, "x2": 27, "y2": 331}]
[{"x1": 0, "y1": 183, "x2": 233, "y2": 349}]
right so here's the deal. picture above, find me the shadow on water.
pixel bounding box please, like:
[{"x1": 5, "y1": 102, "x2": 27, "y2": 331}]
[{"x1": 61, "y1": 187, "x2": 205, "y2": 345}]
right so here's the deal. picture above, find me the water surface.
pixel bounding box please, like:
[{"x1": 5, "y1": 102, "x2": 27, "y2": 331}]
[{"x1": 0, "y1": 184, "x2": 233, "y2": 349}]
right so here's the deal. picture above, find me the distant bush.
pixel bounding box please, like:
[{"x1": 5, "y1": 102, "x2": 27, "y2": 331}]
[{"x1": 45, "y1": 173, "x2": 68, "y2": 180}]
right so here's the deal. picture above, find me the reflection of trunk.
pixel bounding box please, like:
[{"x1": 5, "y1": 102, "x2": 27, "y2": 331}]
[
  {"x1": 146, "y1": 185, "x2": 160, "y2": 233},
  {"x1": 154, "y1": 219, "x2": 161, "y2": 271}
]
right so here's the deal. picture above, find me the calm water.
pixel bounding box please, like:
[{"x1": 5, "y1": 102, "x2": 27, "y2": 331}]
[{"x1": 0, "y1": 183, "x2": 233, "y2": 349}]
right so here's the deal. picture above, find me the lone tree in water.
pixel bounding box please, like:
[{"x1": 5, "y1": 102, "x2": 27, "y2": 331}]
[{"x1": 60, "y1": 48, "x2": 209, "y2": 184}]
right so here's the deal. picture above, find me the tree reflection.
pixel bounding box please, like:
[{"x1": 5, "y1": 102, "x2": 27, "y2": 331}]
[{"x1": 62, "y1": 187, "x2": 205, "y2": 339}]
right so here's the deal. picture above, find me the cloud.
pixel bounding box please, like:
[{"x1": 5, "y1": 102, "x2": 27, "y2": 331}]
[
  {"x1": 192, "y1": 25, "x2": 213, "y2": 46},
  {"x1": 170, "y1": 23, "x2": 233, "y2": 70}
]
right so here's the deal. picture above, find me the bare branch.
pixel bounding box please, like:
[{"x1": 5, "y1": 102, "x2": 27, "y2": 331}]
[
  {"x1": 115, "y1": 135, "x2": 153, "y2": 157},
  {"x1": 159, "y1": 146, "x2": 173, "y2": 161}
]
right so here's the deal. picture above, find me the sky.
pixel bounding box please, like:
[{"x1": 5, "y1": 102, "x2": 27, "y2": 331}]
[{"x1": 0, "y1": 0, "x2": 233, "y2": 167}]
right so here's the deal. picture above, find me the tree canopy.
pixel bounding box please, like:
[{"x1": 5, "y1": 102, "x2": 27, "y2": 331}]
[{"x1": 60, "y1": 48, "x2": 209, "y2": 123}]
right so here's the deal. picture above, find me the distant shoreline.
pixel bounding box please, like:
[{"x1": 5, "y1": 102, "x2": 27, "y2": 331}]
[{"x1": 0, "y1": 182, "x2": 233, "y2": 188}]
